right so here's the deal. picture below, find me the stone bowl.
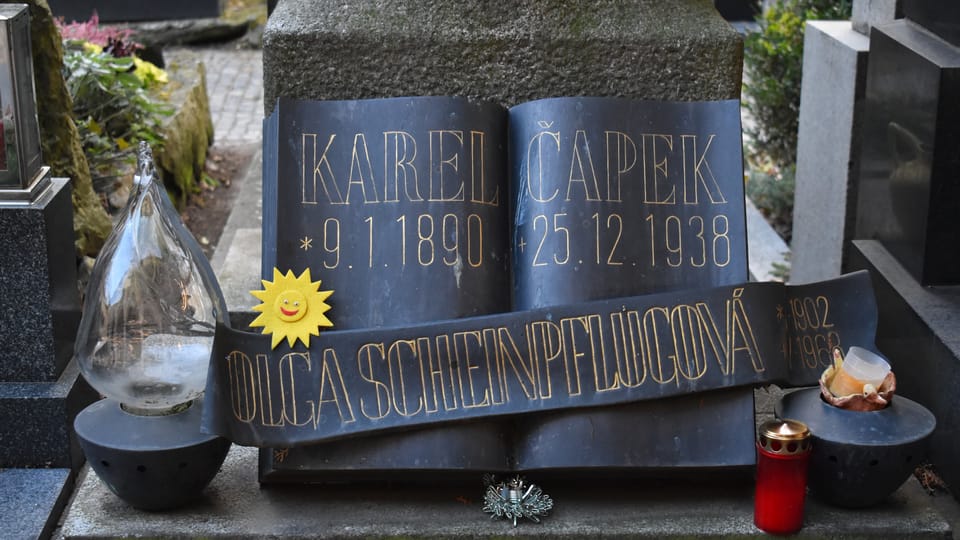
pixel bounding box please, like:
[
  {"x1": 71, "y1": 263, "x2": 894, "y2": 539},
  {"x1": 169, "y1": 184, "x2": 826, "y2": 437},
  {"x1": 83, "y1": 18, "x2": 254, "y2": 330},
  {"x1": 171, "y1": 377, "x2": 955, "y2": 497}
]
[
  {"x1": 74, "y1": 397, "x2": 230, "y2": 511},
  {"x1": 776, "y1": 387, "x2": 935, "y2": 508}
]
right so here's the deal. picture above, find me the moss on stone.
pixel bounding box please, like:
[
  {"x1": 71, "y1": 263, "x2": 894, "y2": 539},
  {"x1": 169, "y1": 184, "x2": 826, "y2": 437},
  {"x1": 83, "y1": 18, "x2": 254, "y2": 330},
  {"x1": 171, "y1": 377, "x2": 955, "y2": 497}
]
[
  {"x1": 155, "y1": 54, "x2": 213, "y2": 209},
  {"x1": 15, "y1": 0, "x2": 112, "y2": 256}
]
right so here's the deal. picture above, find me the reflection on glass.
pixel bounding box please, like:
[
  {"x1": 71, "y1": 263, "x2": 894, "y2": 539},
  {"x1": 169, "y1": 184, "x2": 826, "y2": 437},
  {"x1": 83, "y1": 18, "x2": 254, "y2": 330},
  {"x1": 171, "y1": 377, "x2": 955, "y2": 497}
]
[{"x1": 74, "y1": 143, "x2": 228, "y2": 412}]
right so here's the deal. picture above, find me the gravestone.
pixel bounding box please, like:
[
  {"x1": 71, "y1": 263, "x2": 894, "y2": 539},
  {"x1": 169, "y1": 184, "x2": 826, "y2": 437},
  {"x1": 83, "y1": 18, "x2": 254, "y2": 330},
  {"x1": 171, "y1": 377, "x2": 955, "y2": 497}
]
[
  {"x1": 854, "y1": 20, "x2": 960, "y2": 285},
  {"x1": 260, "y1": 0, "x2": 748, "y2": 483},
  {"x1": 0, "y1": 5, "x2": 97, "y2": 539},
  {"x1": 846, "y1": 3, "x2": 960, "y2": 495},
  {"x1": 790, "y1": 20, "x2": 870, "y2": 283},
  {"x1": 46, "y1": 0, "x2": 221, "y2": 23},
  {"x1": 851, "y1": 0, "x2": 903, "y2": 34}
]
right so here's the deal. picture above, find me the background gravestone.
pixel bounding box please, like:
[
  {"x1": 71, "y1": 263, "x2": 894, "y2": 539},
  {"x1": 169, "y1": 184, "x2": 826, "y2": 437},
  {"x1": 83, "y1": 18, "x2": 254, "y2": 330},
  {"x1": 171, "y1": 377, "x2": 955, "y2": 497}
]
[
  {"x1": 46, "y1": 0, "x2": 221, "y2": 23},
  {"x1": 790, "y1": 21, "x2": 869, "y2": 284},
  {"x1": 261, "y1": 0, "x2": 748, "y2": 483},
  {"x1": 848, "y1": 1, "x2": 960, "y2": 496},
  {"x1": 791, "y1": 0, "x2": 960, "y2": 496}
]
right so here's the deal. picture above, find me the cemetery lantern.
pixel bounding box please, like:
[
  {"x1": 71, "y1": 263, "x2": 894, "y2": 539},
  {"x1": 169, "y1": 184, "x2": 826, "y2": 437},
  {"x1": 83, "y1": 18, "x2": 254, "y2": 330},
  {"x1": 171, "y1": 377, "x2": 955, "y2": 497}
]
[
  {"x1": 73, "y1": 143, "x2": 230, "y2": 510},
  {"x1": 0, "y1": 4, "x2": 47, "y2": 202}
]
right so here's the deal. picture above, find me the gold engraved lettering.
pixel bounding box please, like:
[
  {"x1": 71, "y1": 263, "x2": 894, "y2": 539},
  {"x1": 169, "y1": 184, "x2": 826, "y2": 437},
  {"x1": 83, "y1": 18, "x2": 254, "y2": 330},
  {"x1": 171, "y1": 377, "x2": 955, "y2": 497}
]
[
  {"x1": 729, "y1": 288, "x2": 765, "y2": 374},
  {"x1": 643, "y1": 307, "x2": 678, "y2": 385},
  {"x1": 322, "y1": 218, "x2": 340, "y2": 269},
  {"x1": 417, "y1": 214, "x2": 435, "y2": 267},
  {"x1": 671, "y1": 305, "x2": 708, "y2": 381},
  {"x1": 665, "y1": 215, "x2": 683, "y2": 268},
  {"x1": 357, "y1": 343, "x2": 391, "y2": 420},
  {"x1": 432, "y1": 335, "x2": 460, "y2": 411},
  {"x1": 317, "y1": 348, "x2": 356, "y2": 424},
  {"x1": 642, "y1": 134, "x2": 675, "y2": 204},
  {"x1": 526, "y1": 129, "x2": 561, "y2": 202},
  {"x1": 453, "y1": 331, "x2": 491, "y2": 408},
  {"x1": 302, "y1": 133, "x2": 342, "y2": 204},
  {"x1": 279, "y1": 352, "x2": 314, "y2": 427},
  {"x1": 588, "y1": 314, "x2": 621, "y2": 392},
  {"x1": 681, "y1": 134, "x2": 726, "y2": 204},
  {"x1": 560, "y1": 317, "x2": 588, "y2": 396},
  {"x1": 528, "y1": 320, "x2": 561, "y2": 399},
  {"x1": 713, "y1": 215, "x2": 731, "y2": 267},
  {"x1": 496, "y1": 326, "x2": 538, "y2": 401},
  {"x1": 387, "y1": 340, "x2": 424, "y2": 417},
  {"x1": 429, "y1": 130, "x2": 466, "y2": 202},
  {"x1": 604, "y1": 131, "x2": 636, "y2": 203},
  {"x1": 689, "y1": 216, "x2": 706, "y2": 268},
  {"x1": 383, "y1": 131, "x2": 422, "y2": 203},
  {"x1": 470, "y1": 130, "x2": 499, "y2": 206},
  {"x1": 226, "y1": 351, "x2": 257, "y2": 422},
  {"x1": 257, "y1": 353, "x2": 284, "y2": 426},
  {"x1": 415, "y1": 337, "x2": 439, "y2": 413},
  {"x1": 695, "y1": 301, "x2": 732, "y2": 376},
  {"x1": 467, "y1": 213, "x2": 483, "y2": 268},
  {"x1": 345, "y1": 134, "x2": 379, "y2": 204},
  {"x1": 566, "y1": 130, "x2": 601, "y2": 201},
  {"x1": 482, "y1": 328, "x2": 507, "y2": 405},
  {"x1": 623, "y1": 310, "x2": 648, "y2": 387}
]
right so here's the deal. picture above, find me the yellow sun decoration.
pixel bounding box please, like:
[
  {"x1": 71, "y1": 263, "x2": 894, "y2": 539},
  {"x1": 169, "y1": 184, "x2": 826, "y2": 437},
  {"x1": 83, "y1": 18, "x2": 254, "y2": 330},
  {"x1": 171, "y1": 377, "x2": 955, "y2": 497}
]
[{"x1": 250, "y1": 268, "x2": 334, "y2": 349}]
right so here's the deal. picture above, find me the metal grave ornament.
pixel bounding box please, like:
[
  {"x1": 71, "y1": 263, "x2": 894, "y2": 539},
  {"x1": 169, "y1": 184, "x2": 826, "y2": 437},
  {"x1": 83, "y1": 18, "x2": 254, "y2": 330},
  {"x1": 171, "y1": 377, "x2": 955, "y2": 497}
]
[
  {"x1": 482, "y1": 475, "x2": 553, "y2": 526},
  {"x1": 0, "y1": 4, "x2": 46, "y2": 201},
  {"x1": 73, "y1": 142, "x2": 230, "y2": 510}
]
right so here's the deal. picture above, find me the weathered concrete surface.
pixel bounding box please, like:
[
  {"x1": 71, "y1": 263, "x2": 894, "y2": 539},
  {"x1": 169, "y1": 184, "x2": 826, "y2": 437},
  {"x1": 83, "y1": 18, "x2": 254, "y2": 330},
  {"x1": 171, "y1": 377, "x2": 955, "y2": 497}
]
[
  {"x1": 57, "y1": 444, "x2": 955, "y2": 539},
  {"x1": 263, "y1": 0, "x2": 743, "y2": 113}
]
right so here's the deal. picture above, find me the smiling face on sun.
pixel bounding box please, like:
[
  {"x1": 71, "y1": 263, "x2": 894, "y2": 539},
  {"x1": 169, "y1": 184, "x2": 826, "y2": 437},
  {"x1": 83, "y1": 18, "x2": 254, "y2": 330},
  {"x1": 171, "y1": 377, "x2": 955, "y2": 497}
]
[
  {"x1": 250, "y1": 268, "x2": 333, "y2": 349},
  {"x1": 275, "y1": 290, "x2": 307, "y2": 322}
]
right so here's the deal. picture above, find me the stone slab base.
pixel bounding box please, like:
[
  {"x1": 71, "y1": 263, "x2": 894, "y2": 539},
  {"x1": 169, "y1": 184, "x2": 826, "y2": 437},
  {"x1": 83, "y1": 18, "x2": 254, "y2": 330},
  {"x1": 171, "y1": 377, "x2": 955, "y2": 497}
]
[
  {"x1": 0, "y1": 360, "x2": 96, "y2": 469},
  {"x1": 1, "y1": 468, "x2": 73, "y2": 540},
  {"x1": 57, "y1": 445, "x2": 953, "y2": 539},
  {"x1": 848, "y1": 240, "x2": 960, "y2": 494}
]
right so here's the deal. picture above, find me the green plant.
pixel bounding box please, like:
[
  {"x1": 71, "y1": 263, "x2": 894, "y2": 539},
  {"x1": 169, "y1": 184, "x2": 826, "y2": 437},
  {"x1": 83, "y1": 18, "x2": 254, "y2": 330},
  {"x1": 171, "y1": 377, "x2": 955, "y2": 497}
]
[
  {"x1": 743, "y1": 0, "x2": 852, "y2": 168},
  {"x1": 746, "y1": 159, "x2": 795, "y2": 243},
  {"x1": 62, "y1": 41, "x2": 172, "y2": 182}
]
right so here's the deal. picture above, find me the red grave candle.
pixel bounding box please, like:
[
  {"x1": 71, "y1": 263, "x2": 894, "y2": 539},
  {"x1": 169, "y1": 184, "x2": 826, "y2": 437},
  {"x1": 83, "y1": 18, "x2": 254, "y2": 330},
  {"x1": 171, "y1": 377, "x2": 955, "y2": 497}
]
[{"x1": 754, "y1": 419, "x2": 812, "y2": 535}]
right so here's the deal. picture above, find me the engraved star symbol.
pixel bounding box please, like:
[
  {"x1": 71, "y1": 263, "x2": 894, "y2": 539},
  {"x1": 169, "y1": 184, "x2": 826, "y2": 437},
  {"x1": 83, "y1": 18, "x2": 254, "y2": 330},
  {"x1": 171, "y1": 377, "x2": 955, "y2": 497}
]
[
  {"x1": 300, "y1": 236, "x2": 313, "y2": 250},
  {"x1": 776, "y1": 304, "x2": 785, "y2": 321}
]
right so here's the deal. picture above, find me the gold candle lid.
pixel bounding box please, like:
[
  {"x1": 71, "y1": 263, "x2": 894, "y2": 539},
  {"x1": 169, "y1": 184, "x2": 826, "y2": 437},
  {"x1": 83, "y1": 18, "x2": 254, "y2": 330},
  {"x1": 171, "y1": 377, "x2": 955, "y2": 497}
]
[{"x1": 758, "y1": 419, "x2": 811, "y2": 455}]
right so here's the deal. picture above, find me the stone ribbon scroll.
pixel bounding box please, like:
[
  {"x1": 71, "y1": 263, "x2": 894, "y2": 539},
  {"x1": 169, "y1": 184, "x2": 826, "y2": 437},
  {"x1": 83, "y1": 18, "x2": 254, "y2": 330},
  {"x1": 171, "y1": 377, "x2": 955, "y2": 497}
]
[{"x1": 202, "y1": 271, "x2": 877, "y2": 448}]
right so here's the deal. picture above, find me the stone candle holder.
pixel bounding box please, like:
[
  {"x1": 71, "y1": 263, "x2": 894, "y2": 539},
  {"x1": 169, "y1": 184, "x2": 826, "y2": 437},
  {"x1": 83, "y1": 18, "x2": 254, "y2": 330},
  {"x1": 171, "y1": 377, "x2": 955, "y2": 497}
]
[{"x1": 776, "y1": 387, "x2": 935, "y2": 507}]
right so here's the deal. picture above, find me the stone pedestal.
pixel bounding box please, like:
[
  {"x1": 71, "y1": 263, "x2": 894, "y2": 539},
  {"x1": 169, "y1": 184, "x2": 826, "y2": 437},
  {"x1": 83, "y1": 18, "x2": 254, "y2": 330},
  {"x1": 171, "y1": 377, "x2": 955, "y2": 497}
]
[
  {"x1": 791, "y1": 21, "x2": 870, "y2": 283},
  {"x1": 0, "y1": 177, "x2": 78, "y2": 382},
  {"x1": 262, "y1": 0, "x2": 743, "y2": 112},
  {"x1": 848, "y1": 240, "x2": 960, "y2": 494},
  {"x1": 56, "y1": 445, "x2": 957, "y2": 539},
  {"x1": 0, "y1": 178, "x2": 97, "y2": 539}
]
